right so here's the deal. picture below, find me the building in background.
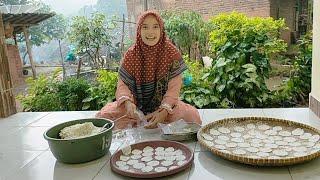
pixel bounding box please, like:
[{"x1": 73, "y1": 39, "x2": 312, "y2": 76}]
[{"x1": 126, "y1": 0, "x2": 313, "y2": 44}]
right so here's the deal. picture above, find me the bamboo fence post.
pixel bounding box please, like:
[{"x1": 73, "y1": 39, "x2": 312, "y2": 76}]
[{"x1": 0, "y1": 13, "x2": 17, "y2": 118}]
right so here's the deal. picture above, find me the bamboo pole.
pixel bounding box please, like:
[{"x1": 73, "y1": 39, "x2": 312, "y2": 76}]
[
  {"x1": 23, "y1": 26, "x2": 37, "y2": 79},
  {"x1": 0, "y1": 13, "x2": 17, "y2": 118}
]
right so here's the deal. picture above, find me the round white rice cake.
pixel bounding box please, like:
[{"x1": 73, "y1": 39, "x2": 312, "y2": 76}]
[
  {"x1": 155, "y1": 155, "x2": 165, "y2": 160},
  {"x1": 313, "y1": 144, "x2": 320, "y2": 150},
  {"x1": 131, "y1": 154, "x2": 142, "y2": 159},
  {"x1": 290, "y1": 142, "x2": 302, "y2": 147},
  {"x1": 177, "y1": 160, "x2": 187, "y2": 166},
  {"x1": 119, "y1": 165, "x2": 129, "y2": 170},
  {"x1": 121, "y1": 146, "x2": 131, "y2": 155},
  {"x1": 246, "y1": 147, "x2": 259, "y2": 153},
  {"x1": 272, "y1": 126, "x2": 283, "y2": 131},
  {"x1": 265, "y1": 143, "x2": 278, "y2": 149},
  {"x1": 251, "y1": 139, "x2": 262, "y2": 144},
  {"x1": 300, "y1": 133, "x2": 312, "y2": 140},
  {"x1": 155, "y1": 151, "x2": 165, "y2": 156},
  {"x1": 293, "y1": 146, "x2": 308, "y2": 152},
  {"x1": 164, "y1": 151, "x2": 175, "y2": 157},
  {"x1": 147, "y1": 160, "x2": 160, "y2": 167},
  {"x1": 272, "y1": 136, "x2": 283, "y2": 141},
  {"x1": 268, "y1": 156, "x2": 281, "y2": 159},
  {"x1": 310, "y1": 135, "x2": 320, "y2": 142},
  {"x1": 233, "y1": 149, "x2": 246, "y2": 155},
  {"x1": 161, "y1": 161, "x2": 174, "y2": 166},
  {"x1": 230, "y1": 132, "x2": 242, "y2": 138},
  {"x1": 202, "y1": 133, "x2": 214, "y2": 141},
  {"x1": 143, "y1": 146, "x2": 154, "y2": 153},
  {"x1": 226, "y1": 142, "x2": 238, "y2": 148},
  {"x1": 231, "y1": 137, "x2": 244, "y2": 143},
  {"x1": 141, "y1": 156, "x2": 153, "y2": 162},
  {"x1": 272, "y1": 150, "x2": 288, "y2": 156},
  {"x1": 257, "y1": 152, "x2": 270, "y2": 157},
  {"x1": 142, "y1": 152, "x2": 154, "y2": 157},
  {"x1": 210, "y1": 129, "x2": 221, "y2": 136},
  {"x1": 127, "y1": 159, "x2": 139, "y2": 165},
  {"x1": 218, "y1": 135, "x2": 230, "y2": 141},
  {"x1": 132, "y1": 149, "x2": 142, "y2": 155},
  {"x1": 248, "y1": 129, "x2": 258, "y2": 136},
  {"x1": 169, "y1": 166, "x2": 179, "y2": 170},
  {"x1": 251, "y1": 143, "x2": 263, "y2": 148},
  {"x1": 116, "y1": 160, "x2": 127, "y2": 167},
  {"x1": 120, "y1": 155, "x2": 130, "y2": 161},
  {"x1": 133, "y1": 162, "x2": 145, "y2": 169},
  {"x1": 259, "y1": 148, "x2": 272, "y2": 153},
  {"x1": 141, "y1": 165, "x2": 153, "y2": 172},
  {"x1": 154, "y1": 167, "x2": 167, "y2": 172},
  {"x1": 262, "y1": 139, "x2": 274, "y2": 144},
  {"x1": 246, "y1": 124, "x2": 256, "y2": 129},
  {"x1": 279, "y1": 131, "x2": 291, "y2": 137},
  {"x1": 165, "y1": 156, "x2": 176, "y2": 161},
  {"x1": 215, "y1": 139, "x2": 227, "y2": 145},
  {"x1": 292, "y1": 128, "x2": 304, "y2": 136},
  {"x1": 238, "y1": 142, "x2": 250, "y2": 148},
  {"x1": 234, "y1": 126, "x2": 245, "y2": 132},
  {"x1": 220, "y1": 150, "x2": 231, "y2": 154},
  {"x1": 264, "y1": 130, "x2": 277, "y2": 136},
  {"x1": 243, "y1": 134, "x2": 252, "y2": 139},
  {"x1": 218, "y1": 127, "x2": 230, "y2": 134},
  {"x1": 304, "y1": 142, "x2": 315, "y2": 147},
  {"x1": 258, "y1": 124, "x2": 270, "y2": 130},
  {"x1": 203, "y1": 140, "x2": 214, "y2": 147},
  {"x1": 174, "y1": 150, "x2": 183, "y2": 155},
  {"x1": 293, "y1": 151, "x2": 309, "y2": 157},
  {"x1": 214, "y1": 144, "x2": 226, "y2": 150},
  {"x1": 256, "y1": 134, "x2": 268, "y2": 140},
  {"x1": 283, "y1": 137, "x2": 297, "y2": 143},
  {"x1": 176, "y1": 155, "x2": 186, "y2": 161},
  {"x1": 155, "y1": 147, "x2": 164, "y2": 152},
  {"x1": 275, "y1": 141, "x2": 288, "y2": 146},
  {"x1": 165, "y1": 147, "x2": 175, "y2": 152}
]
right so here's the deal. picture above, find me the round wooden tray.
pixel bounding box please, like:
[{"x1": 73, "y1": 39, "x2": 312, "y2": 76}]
[
  {"x1": 110, "y1": 140, "x2": 194, "y2": 178},
  {"x1": 197, "y1": 117, "x2": 320, "y2": 166}
]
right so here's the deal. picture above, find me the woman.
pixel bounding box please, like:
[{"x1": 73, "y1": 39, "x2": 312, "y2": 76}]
[{"x1": 96, "y1": 11, "x2": 201, "y2": 129}]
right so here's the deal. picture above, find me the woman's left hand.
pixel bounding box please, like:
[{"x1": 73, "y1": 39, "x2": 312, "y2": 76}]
[{"x1": 144, "y1": 109, "x2": 168, "y2": 129}]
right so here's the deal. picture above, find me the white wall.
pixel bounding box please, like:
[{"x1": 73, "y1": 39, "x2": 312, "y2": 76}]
[{"x1": 311, "y1": 0, "x2": 320, "y2": 101}]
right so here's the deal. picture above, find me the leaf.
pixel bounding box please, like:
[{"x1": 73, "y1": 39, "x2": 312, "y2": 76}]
[{"x1": 217, "y1": 84, "x2": 226, "y2": 92}]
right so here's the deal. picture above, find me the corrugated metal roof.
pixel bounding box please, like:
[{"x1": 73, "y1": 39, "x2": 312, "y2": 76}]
[{"x1": 0, "y1": 5, "x2": 55, "y2": 34}]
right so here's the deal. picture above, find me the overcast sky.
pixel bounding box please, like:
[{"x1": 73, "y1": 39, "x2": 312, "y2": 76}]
[{"x1": 40, "y1": 0, "x2": 98, "y2": 15}]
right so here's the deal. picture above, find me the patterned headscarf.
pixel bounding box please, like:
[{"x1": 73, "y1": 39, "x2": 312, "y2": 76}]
[{"x1": 119, "y1": 11, "x2": 187, "y2": 113}]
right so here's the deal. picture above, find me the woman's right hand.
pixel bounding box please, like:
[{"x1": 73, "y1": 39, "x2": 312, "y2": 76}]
[{"x1": 124, "y1": 100, "x2": 137, "y2": 118}]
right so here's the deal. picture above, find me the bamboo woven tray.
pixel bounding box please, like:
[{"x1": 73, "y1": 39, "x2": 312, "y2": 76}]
[{"x1": 197, "y1": 117, "x2": 320, "y2": 166}]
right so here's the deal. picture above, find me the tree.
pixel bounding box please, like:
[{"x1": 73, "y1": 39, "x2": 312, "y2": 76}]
[
  {"x1": 0, "y1": 0, "x2": 30, "y2": 5},
  {"x1": 67, "y1": 13, "x2": 116, "y2": 69}
]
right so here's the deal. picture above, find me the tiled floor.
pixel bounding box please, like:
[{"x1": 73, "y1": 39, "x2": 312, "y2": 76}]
[{"x1": 0, "y1": 108, "x2": 320, "y2": 180}]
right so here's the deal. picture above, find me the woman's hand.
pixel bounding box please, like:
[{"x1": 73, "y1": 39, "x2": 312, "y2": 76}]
[
  {"x1": 124, "y1": 100, "x2": 137, "y2": 118},
  {"x1": 144, "y1": 109, "x2": 168, "y2": 129}
]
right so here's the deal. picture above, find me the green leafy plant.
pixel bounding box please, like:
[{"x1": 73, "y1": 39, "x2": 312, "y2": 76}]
[
  {"x1": 16, "y1": 69, "x2": 62, "y2": 111},
  {"x1": 82, "y1": 70, "x2": 118, "y2": 110},
  {"x1": 56, "y1": 77, "x2": 90, "y2": 111}
]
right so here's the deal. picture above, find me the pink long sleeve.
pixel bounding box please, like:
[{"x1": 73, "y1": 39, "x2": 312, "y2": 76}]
[
  {"x1": 115, "y1": 79, "x2": 134, "y2": 107},
  {"x1": 161, "y1": 74, "x2": 182, "y2": 110}
]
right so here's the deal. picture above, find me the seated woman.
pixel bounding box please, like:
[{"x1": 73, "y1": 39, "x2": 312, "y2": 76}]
[{"x1": 96, "y1": 11, "x2": 201, "y2": 129}]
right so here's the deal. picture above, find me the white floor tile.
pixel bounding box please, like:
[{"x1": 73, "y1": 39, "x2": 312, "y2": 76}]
[
  {"x1": 0, "y1": 150, "x2": 43, "y2": 180},
  {"x1": 289, "y1": 157, "x2": 320, "y2": 180},
  {"x1": 29, "y1": 111, "x2": 98, "y2": 127},
  {"x1": 0, "y1": 112, "x2": 49, "y2": 127},
  {"x1": 188, "y1": 152, "x2": 292, "y2": 180},
  {"x1": 6, "y1": 151, "x2": 110, "y2": 180}
]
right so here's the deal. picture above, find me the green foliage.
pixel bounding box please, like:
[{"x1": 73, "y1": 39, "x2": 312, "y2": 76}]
[
  {"x1": 161, "y1": 10, "x2": 212, "y2": 58},
  {"x1": 56, "y1": 78, "x2": 90, "y2": 111},
  {"x1": 67, "y1": 13, "x2": 116, "y2": 68},
  {"x1": 82, "y1": 70, "x2": 118, "y2": 110},
  {"x1": 270, "y1": 32, "x2": 312, "y2": 106},
  {"x1": 16, "y1": 69, "x2": 62, "y2": 111}
]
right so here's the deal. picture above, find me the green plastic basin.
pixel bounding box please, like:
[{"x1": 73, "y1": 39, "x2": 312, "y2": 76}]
[{"x1": 43, "y1": 118, "x2": 114, "y2": 164}]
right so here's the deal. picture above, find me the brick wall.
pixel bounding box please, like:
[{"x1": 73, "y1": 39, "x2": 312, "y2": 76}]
[{"x1": 7, "y1": 44, "x2": 24, "y2": 87}]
